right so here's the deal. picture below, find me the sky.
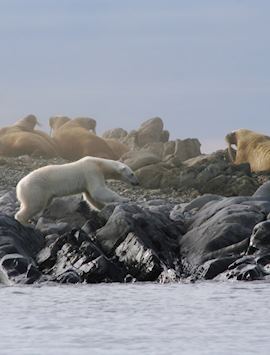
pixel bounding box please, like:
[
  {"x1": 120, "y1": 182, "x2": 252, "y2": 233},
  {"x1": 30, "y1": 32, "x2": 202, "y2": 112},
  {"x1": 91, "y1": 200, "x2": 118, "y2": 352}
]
[{"x1": 0, "y1": 0, "x2": 269, "y2": 153}]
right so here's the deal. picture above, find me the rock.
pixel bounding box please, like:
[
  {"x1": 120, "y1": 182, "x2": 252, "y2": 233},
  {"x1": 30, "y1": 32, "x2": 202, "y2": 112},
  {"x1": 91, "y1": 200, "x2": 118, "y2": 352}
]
[
  {"x1": 114, "y1": 232, "x2": 162, "y2": 281},
  {"x1": 182, "y1": 194, "x2": 223, "y2": 213},
  {"x1": 136, "y1": 117, "x2": 164, "y2": 147},
  {"x1": 0, "y1": 254, "x2": 42, "y2": 285},
  {"x1": 221, "y1": 255, "x2": 268, "y2": 281},
  {"x1": 3, "y1": 152, "x2": 270, "y2": 284},
  {"x1": 35, "y1": 218, "x2": 69, "y2": 235},
  {"x1": 129, "y1": 146, "x2": 259, "y2": 192},
  {"x1": 179, "y1": 193, "x2": 270, "y2": 277},
  {"x1": 102, "y1": 128, "x2": 128, "y2": 140},
  {"x1": 121, "y1": 150, "x2": 161, "y2": 171},
  {"x1": 184, "y1": 154, "x2": 216, "y2": 168},
  {"x1": 37, "y1": 196, "x2": 89, "y2": 233},
  {"x1": 135, "y1": 164, "x2": 168, "y2": 189},
  {"x1": 37, "y1": 229, "x2": 125, "y2": 283},
  {"x1": 121, "y1": 130, "x2": 138, "y2": 150},
  {"x1": 173, "y1": 138, "x2": 201, "y2": 161},
  {"x1": 194, "y1": 256, "x2": 239, "y2": 280},
  {"x1": 142, "y1": 142, "x2": 164, "y2": 160},
  {"x1": 95, "y1": 202, "x2": 185, "y2": 272},
  {"x1": 0, "y1": 214, "x2": 45, "y2": 284},
  {"x1": 247, "y1": 220, "x2": 270, "y2": 254},
  {"x1": 177, "y1": 150, "x2": 259, "y2": 196},
  {"x1": 160, "y1": 130, "x2": 170, "y2": 143},
  {"x1": 163, "y1": 141, "x2": 176, "y2": 158},
  {"x1": 0, "y1": 189, "x2": 18, "y2": 217}
]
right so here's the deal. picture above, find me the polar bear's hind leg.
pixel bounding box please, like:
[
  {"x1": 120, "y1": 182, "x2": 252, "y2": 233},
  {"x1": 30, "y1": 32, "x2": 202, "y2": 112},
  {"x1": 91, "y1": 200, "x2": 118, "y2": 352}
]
[
  {"x1": 83, "y1": 191, "x2": 104, "y2": 211},
  {"x1": 15, "y1": 189, "x2": 51, "y2": 225}
]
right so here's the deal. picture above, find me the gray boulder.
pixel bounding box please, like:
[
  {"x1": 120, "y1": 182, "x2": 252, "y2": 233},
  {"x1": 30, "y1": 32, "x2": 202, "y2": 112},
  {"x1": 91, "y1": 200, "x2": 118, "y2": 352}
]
[
  {"x1": 136, "y1": 117, "x2": 164, "y2": 147},
  {"x1": 135, "y1": 163, "x2": 169, "y2": 189},
  {"x1": 173, "y1": 138, "x2": 201, "y2": 161},
  {"x1": 102, "y1": 128, "x2": 128, "y2": 140},
  {"x1": 121, "y1": 150, "x2": 161, "y2": 171}
]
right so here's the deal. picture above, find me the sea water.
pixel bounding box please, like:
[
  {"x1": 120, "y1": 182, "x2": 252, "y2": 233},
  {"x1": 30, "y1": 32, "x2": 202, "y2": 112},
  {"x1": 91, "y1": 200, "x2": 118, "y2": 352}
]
[{"x1": 0, "y1": 281, "x2": 269, "y2": 355}]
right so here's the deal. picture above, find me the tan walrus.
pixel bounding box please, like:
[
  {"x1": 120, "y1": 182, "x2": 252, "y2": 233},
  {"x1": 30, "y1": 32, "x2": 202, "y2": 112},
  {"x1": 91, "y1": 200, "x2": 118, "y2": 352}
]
[
  {"x1": 104, "y1": 138, "x2": 129, "y2": 159},
  {"x1": 49, "y1": 116, "x2": 117, "y2": 160},
  {"x1": 226, "y1": 128, "x2": 270, "y2": 172},
  {"x1": 0, "y1": 115, "x2": 59, "y2": 157}
]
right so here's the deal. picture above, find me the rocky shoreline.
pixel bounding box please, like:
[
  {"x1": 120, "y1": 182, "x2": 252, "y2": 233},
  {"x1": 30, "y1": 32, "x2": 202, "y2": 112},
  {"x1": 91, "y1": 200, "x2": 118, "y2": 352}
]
[{"x1": 1, "y1": 153, "x2": 270, "y2": 285}]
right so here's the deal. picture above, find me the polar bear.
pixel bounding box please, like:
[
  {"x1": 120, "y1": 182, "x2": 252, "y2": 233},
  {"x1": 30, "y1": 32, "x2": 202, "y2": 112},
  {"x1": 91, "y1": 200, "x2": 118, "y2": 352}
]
[{"x1": 15, "y1": 157, "x2": 139, "y2": 225}]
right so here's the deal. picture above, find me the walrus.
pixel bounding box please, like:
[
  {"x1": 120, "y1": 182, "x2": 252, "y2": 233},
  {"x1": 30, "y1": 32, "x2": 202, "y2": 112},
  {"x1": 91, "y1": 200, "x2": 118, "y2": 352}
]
[
  {"x1": 0, "y1": 131, "x2": 58, "y2": 157},
  {"x1": 0, "y1": 114, "x2": 40, "y2": 137},
  {"x1": 104, "y1": 138, "x2": 129, "y2": 159},
  {"x1": 49, "y1": 116, "x2": 96, "y2": 134},
  {"x1": 13, "y1": 114, "x2": 40, "y2": 131},
  {"x1": 51, "y1": 118, "x2": 127, "y2": 159},
  {"x1": 49, "y1": 117, "x2": 117, "y2": 161},
  {"x1": 226, "y1": 128, "x2": 270, "y2": 172},
  {"x1": 0, "y1": 115, "x2": 58, "y2": 157}
]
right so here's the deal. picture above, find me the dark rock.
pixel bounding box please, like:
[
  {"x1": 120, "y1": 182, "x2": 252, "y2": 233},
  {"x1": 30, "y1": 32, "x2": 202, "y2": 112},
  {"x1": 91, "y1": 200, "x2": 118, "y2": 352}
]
[
  {"x1": 0, "y1": 214, "x2": 45, "y2": 284},
  {"x1": 39, "y1": 195, "x2": 88, "y2": 232},
  {"x1": 115, "y1": 232, "x2": 162, "y2": 281},
  {"x1": 56, "y1": 269, "x2": 81, "y2": 283},
  {"x1": 96, "y1": 202, "x2": 185, "y2": 270},
  {"x1": 37, "y1": 229, "x2": 125, "y2": 283},
  {"x1": 2, "y1": 175, "x2": 270, "y2": 284},
  {"x1": 179, "y1": 195, "x2": 270, "y2": 276},
  {"x1": 194, "y1": 256, "x2": 239, "y2": 280},
  {"x1": 0, "y1": 189, "x2": 18, "y2": 217}
]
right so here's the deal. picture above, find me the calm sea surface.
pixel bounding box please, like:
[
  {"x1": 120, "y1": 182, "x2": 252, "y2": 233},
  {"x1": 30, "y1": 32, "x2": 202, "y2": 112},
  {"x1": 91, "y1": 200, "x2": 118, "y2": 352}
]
[{"x1": 0, "y1": 281, "x2": 269, "y2": 355}]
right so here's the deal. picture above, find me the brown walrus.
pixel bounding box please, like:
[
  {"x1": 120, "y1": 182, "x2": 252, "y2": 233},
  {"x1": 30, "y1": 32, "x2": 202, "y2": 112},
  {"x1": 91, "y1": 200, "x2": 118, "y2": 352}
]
[
  {"x1": 0, "y1": 115, "x2": 58, "y2": 157},
  {"x1": 226, "y1": 128, "x2": 270, "y2": 172},
  {"x1": 0, "y1": 114, "x2": 40, "y2": 136},
  {"x1": 49, "y1": 116, "x2": 117, "y2": 160},
  {"x1": 104, "y1": 138, "x2": 129, "y2": 159}
]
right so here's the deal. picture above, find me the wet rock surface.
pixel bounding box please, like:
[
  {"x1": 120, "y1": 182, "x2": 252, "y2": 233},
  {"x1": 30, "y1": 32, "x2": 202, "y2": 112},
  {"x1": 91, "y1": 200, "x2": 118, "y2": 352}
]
[{"x1": 0, "y1": 214, "x2": 45, "y2": 285}]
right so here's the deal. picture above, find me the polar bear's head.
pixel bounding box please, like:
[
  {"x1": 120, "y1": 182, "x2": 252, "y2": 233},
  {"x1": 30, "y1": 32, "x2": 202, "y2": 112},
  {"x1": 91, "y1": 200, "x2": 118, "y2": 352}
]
[{"x1": 118, "y1": 163, "x2": 139, "y2": 186}]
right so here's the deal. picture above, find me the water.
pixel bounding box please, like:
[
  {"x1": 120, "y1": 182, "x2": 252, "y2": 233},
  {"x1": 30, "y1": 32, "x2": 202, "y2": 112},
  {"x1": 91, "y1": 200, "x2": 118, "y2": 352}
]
[{"x1": 0, "y1": 281, "x2": 269, "y2": 355}]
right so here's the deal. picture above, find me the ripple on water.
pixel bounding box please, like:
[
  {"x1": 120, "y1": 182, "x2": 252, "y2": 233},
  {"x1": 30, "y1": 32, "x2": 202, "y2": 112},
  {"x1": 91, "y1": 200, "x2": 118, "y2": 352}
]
[{"x1": 0, "y1": 282, "x2": 269, "y2": 355}]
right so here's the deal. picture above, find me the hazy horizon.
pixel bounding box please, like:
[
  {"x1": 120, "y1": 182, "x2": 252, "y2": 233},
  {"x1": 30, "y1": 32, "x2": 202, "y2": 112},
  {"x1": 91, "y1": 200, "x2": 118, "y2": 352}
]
[{"x1": 1, "y1": 0, "x2": 269, "y2": 153}]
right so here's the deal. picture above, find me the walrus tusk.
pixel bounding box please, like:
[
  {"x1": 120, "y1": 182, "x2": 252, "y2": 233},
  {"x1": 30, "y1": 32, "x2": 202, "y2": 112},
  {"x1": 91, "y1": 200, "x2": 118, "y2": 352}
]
[{"x1": 225, "y1": 132, "x2": 237, "y2": 163}]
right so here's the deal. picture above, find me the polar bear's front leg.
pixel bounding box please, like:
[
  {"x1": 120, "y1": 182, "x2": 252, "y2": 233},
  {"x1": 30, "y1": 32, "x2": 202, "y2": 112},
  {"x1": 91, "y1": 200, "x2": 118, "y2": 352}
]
[{"x1": 85, "y1": 186, "x2": 128, "y2": 210}]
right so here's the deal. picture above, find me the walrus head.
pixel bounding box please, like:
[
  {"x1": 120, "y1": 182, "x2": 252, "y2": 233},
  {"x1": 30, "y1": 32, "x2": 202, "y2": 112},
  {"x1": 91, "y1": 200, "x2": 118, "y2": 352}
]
[
  {"x1": 73, "y1": 117, "x2": 97, "y2": 134},
  {"x1": 49, "y1": 116, "x2": 71, "y2": 134},
  {"x1": 14, "y1": 114, "x2": 40, "y2": 131},
  {"x1": 225, "y1": 131, "x2": 237, "y2": 163}
]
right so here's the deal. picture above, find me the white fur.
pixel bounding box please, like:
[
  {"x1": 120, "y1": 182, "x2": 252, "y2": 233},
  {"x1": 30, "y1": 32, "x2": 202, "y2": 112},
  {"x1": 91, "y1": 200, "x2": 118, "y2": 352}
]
[{"x1": 15, "y1": 156, "x2": 138, "y2": 225}]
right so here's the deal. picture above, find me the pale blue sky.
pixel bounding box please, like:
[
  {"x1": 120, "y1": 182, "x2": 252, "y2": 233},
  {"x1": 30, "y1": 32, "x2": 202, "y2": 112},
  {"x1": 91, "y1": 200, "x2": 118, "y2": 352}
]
[{"x1": 0, "y1": 0, "x2": 269, "y2": 152}]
